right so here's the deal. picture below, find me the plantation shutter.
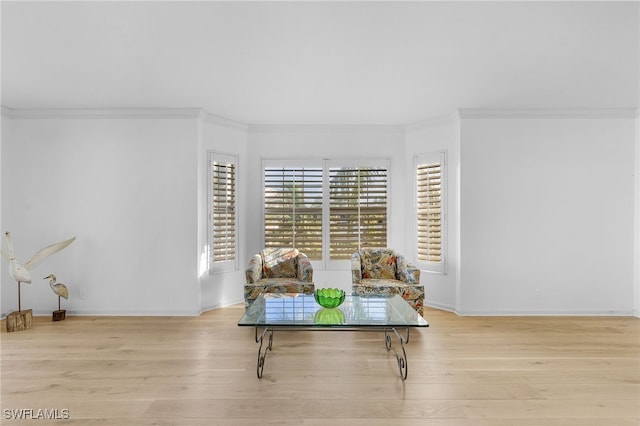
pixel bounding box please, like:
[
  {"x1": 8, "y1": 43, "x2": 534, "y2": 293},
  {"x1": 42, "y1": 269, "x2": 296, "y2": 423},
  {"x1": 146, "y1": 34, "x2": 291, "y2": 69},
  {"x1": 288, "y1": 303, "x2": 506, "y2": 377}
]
[
  {"x1": 329, "y1": 166, "x2": 387, "y2": 260},
  {"x1": 264, "y1": 167, "x2": 323, "y2": 260},
  {"x1": 417, "y1": 160, "x2": 442, "y2": 263},
  {"x1": 211, "y1": 156, "x2": 237, "y2": 265}
]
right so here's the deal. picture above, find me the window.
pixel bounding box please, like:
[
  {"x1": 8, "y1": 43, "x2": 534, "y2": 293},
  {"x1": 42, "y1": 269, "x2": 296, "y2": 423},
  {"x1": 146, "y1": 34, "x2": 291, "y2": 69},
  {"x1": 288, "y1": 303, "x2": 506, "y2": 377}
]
[
  {"x1": 329, "y1": 166, "x2": 387, "y2": 260},
  {"x1": 415, "y1": 151, "x2": 446, "y2": 273},
  {"x1": 263, "y1": 159, "x2": 389, "y2": 267},
  {"x1": 209, "y1": 152, "x2": 238, "y2": 272},
  {"x1": 264, "y1": 166, "x2": 323, "y2": 260}
]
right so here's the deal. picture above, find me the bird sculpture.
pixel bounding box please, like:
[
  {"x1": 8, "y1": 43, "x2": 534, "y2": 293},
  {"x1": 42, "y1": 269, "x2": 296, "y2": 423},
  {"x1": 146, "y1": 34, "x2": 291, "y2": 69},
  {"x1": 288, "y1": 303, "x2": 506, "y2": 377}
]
[
  {"x1": 0, "y1": 232, "x2": 75, "y2": 312},
  {"x1": 44, "y1": 274, "x2": 69, "y2": 311}
]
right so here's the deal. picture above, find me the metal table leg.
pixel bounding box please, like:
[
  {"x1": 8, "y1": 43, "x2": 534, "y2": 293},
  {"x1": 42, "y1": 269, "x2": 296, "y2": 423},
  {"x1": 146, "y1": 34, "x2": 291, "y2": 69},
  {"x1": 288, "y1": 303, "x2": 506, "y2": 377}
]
[
  {"x1": 255, "y1": 326, "x2": 273, "y2": 378},
  {"x1": 384, "y1": 327, "x2": 409, "y2": 380}
]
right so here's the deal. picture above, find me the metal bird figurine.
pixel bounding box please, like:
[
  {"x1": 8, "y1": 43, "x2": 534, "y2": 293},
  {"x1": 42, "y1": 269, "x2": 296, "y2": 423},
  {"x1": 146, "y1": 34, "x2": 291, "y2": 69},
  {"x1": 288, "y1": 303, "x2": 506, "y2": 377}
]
[
  {"x1": 0, "y1": 232, "x2": 75, "y2": 312},
  {"x1": 44, "y1": 274, "x2": 68, "y2": 311}
]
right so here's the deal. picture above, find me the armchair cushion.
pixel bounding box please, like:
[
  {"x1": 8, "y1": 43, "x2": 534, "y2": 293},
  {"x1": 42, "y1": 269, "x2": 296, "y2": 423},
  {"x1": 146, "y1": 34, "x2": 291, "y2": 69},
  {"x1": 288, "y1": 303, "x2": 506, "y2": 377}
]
[
  {"x1": 352, "y1": 248, "x2": 424, "y2": 316},
  {"x1": 244, "y1": 248, "x2": 314, "y2": 308}
]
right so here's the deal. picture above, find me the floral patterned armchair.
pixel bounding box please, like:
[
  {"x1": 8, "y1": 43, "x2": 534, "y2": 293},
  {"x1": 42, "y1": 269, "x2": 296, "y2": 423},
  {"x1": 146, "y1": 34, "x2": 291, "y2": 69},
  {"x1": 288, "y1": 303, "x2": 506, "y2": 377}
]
[
  {"x1": 245, "y1": 248, "x2": 314, "y2": 308},
  {"x1": 351, "y1": 248, "x2": 424, "y2": 316}
]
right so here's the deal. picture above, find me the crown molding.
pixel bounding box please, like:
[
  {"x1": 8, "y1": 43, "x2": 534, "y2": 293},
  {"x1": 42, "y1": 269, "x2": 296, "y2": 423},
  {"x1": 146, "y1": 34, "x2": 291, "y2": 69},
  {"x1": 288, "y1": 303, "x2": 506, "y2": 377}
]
[
  {"x1": 457, "y1": 108, "x2": 638, "y2": 119},
  {"x1": 248, "y1": 123, "x2": 405, "y2": 134},
  {"x1": 3, "y1": 106, "x2": 637, "y2": 124},
  {"x1": 1, "y1": 106, "x2": 250, "y2": 131},
  {"x1": 1, "y1": 106, "x2": 204, "y2": 119},
  {"x1": 405, "y1": 112, "x2": 460, "y2": 132},
  {"x1": 198, "y1": 109, "x2": 248, "y2": 131}
]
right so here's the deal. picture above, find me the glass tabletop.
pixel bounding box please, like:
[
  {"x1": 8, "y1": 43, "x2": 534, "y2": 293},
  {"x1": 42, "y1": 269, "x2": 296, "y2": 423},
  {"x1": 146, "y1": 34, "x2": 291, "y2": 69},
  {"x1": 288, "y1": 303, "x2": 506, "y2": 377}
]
[{"x1": 238, "y1": 293, "x2": 429, "y2": 328}]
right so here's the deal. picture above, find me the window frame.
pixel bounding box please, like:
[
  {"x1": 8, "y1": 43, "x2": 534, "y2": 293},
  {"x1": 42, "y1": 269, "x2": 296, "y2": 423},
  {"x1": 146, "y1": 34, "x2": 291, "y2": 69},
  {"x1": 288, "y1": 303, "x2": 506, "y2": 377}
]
[
  {"x1": 261, "y1": 158, "x2": 390, "y2": 271},
  {"x1": 262, "y1": 159, "x2": 324, "y2": 262},
  {"x1": 415, "y1": 151, "x2": 447, "y2": 274},
  {"x1": 326, "y1": 158, "x2": 390, "y2": 270},
  {"x1": 208, "y1": 151, "x2": 239, "y2": 274}
]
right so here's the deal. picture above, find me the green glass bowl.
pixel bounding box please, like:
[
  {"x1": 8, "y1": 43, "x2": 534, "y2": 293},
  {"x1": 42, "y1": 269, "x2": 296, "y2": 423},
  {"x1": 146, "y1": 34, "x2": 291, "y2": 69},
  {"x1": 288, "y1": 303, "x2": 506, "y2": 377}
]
[{"x1": 314, "y1": 288, "x2": 345, "y2": 309}]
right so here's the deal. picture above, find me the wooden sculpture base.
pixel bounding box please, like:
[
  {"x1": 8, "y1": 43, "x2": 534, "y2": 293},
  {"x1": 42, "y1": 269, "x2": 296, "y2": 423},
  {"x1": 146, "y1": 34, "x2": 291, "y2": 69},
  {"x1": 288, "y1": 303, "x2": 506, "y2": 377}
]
[
  {"x1": 52, "y1": 310, "x2": 66, "y2": 321},
  {"x1": 6, "y1": 309, "x2": 33, "y2": 332}
]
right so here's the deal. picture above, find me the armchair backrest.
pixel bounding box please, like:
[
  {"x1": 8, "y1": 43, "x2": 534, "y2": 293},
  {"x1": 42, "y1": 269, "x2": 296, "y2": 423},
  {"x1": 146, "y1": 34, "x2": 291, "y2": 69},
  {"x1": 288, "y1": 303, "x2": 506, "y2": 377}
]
[
  {"x1": 246, "y1": 247, "x2": 313, "y2": 284},
  {"x1": 351, "y1": 248, "x2": 420, "y2": 285},
  {"x1": 261, "y1": 247, "x2": 300, "y2": 278},
  {"x1": 356, "y1": 248, "x2": 398, "y2": 279}
]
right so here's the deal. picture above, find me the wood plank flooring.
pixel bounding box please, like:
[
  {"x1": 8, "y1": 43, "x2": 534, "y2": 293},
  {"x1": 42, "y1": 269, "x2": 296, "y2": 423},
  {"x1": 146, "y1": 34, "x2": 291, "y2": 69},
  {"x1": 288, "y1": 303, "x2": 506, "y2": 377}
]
[{"x1": 2, "y1": 305, "x2": 639, "y2": 425}]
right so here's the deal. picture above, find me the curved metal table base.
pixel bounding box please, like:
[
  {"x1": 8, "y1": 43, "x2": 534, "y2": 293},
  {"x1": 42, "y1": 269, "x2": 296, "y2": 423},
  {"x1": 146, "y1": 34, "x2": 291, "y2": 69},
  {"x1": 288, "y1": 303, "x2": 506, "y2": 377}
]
[
  {"x1": 255, "y1": 326, "x2": 274, "y2": 378},
  {"x1": 254, "y1": 326, "x2": 411, "y2": 380},
  {"x1": 384, "y1": 327, "x2": 409, "y2": 380}
]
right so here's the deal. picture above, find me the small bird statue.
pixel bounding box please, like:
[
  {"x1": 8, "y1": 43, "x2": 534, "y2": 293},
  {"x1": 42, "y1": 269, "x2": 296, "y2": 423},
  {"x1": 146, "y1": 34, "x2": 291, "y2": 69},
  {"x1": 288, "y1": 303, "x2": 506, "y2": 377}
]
[
  {"x1": 0, "y1": 232, "x2": 75, "y2": 312},
  {"x1": 44, "y1": 274, "x2": 69, "y2": 311}
]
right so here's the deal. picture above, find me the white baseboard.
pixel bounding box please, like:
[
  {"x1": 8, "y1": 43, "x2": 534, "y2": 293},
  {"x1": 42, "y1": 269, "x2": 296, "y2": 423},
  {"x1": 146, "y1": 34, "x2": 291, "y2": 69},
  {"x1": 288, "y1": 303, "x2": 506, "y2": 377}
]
[
  {"x1": 4, "y1": 308, "x2": 203, "y2": 317},
  {"x1": 0, "y1": 299, "x2": 247, "y2": 318},
  {"x1": 424, "y1": 301, "x2": 455, "y2": 313},
  {"x1": 422, "y1": 303, "x2": 637, "y2": 317},
  {"x1": 454, "y1": 309, "x2": 637, "y2": 316},
  {"x1": 201, "y1": 299, "x2": 245, "y2": 313},
  {"x1": 3, "y1": 304, "x2": 634, "y2": 319}
]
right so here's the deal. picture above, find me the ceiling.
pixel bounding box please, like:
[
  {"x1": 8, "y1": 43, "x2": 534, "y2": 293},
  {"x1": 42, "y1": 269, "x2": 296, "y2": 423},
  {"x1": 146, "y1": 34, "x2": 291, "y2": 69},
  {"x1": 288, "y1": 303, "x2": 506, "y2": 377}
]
[{"x1": 2, "y1": 1, "x2": 638, "y2": 126}]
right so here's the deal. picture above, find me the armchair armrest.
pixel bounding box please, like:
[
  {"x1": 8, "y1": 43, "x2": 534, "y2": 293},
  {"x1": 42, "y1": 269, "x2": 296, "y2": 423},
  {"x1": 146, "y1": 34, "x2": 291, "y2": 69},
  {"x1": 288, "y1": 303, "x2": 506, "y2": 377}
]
[
  {"x1": 396, "y1": 254, "x2": 420, "y2": 285},
  {"x1": 351, "y1": 251, "x2": 363, "y2": 284},
  {"x1": 297, "y1": 253, "x2": 313, "y2": 282},
  {"x1": 246, "y1": 254, "x2": 263, "y2": 284}
]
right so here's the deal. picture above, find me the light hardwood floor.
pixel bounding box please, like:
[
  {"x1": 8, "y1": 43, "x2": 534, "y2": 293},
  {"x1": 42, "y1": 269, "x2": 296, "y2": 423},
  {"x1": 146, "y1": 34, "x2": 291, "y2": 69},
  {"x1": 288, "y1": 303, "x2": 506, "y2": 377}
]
[{"x1": 1, "y1": 305, "x2": 639, "y2": 425}]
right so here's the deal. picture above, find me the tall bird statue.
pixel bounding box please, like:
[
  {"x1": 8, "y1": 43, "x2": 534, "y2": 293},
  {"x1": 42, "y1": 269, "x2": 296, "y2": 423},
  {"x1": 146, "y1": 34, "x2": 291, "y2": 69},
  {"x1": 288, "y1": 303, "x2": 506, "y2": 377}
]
[
  {"x1": 44, "y1": 274, "x2": 68, "y2": 311},
  {"x1": 0, "y1": 232, "x2": 75, "y2": 312}
]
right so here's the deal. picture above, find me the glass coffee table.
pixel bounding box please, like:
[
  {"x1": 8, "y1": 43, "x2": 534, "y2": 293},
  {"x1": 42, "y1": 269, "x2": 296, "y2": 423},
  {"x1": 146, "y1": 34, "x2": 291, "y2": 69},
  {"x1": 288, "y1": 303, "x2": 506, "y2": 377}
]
[{"x1": 238, "y1": 293, "x2": 429, "y2": 380}]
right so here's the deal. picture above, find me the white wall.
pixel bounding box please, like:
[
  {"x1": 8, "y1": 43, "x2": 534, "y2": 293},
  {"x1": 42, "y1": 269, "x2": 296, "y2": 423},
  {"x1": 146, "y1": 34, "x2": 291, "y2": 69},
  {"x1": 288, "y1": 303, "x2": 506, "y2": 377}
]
[
  {"x1": 1, "y1": 111, "x2": 201, "y2": 316},
  {"x1": 458, "y1": 111, "x2": 636, "y2": 315},
  {"x1": 405, "y1": 114, "x2": 459, "y2": 311},
  {"x1": 635, "y1": 110, "x2": 640, "y2": 317},
  {"x1": 197, "y1": 112, "x2": 249, "y2": 310},
  {"x1": 2, "y1": 109, "x2": 636, "y2": 317},
  {"x1": 0, "y1": 115, "x2": 3, "y2": 312},
  {"x1": 246, "y1": 125, "x2": 406, "y2": 293}
]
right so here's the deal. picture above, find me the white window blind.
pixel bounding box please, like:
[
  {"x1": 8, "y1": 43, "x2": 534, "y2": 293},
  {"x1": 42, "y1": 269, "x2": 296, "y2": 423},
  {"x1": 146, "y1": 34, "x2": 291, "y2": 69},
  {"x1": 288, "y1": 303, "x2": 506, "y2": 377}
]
[
  {"x1": 264, "y1": 167, "x2": 323, "y2": 260},
  {"x1": 329, "y1": 166, "x2": 388, "y2": 260},
  {"x1": 262, "y1": 159, "x2": 389, "y2": 267},
  {"x1": 416, "y1": 152, "x2": 446, "y2": 273},
  {"x1": 209, "y1": 152, "x2": 238, "y2": 271}
]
